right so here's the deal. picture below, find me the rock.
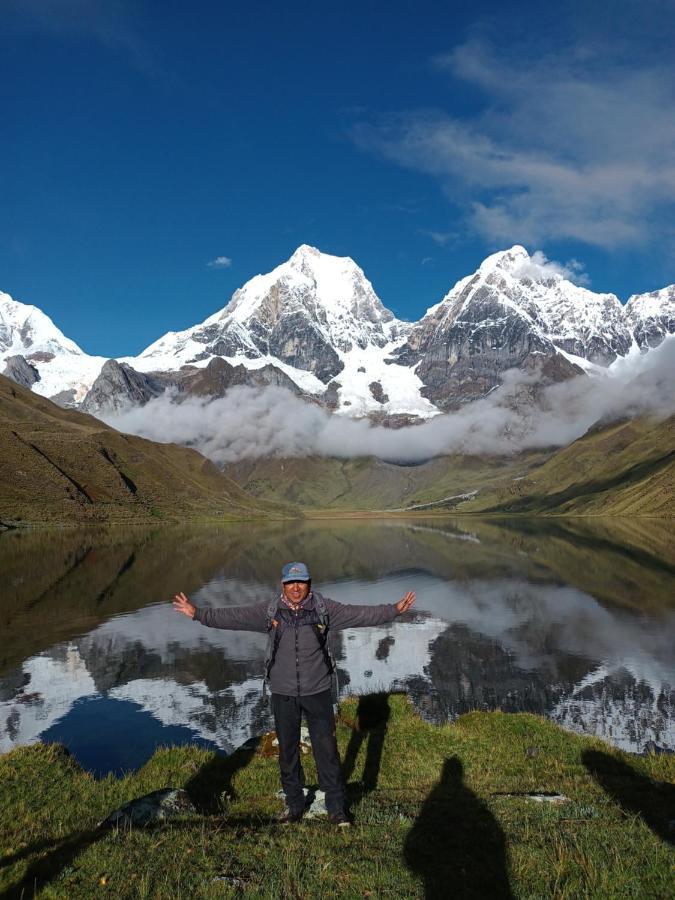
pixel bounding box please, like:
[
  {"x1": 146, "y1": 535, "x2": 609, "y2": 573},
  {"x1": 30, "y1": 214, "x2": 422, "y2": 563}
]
[
  {"x1": 368, "y1": 381, "x2": 389, "y2": 405},
  {"x1": 212, "y1": 875, "x2": 249, "y2": 888},
  {"x1": 642, "y1": 740, "x2": 674, "y2": 756},
  {"x1": 81, "y1": 359, "x2": 168, "y2": 415},
  {"x1": 267, "y1": 312, "x2": 344, "y2": 383},
  {"x1": 99, "y1": 788, "x2": 196, "y2": 828},
  {"x1": 324, "y1": 381, "x2": 341, "y2": 410},
  {"x1": 49, "y1": 388, "x2": 78, "y2": 408},
  {"x1": 275, "y1": 786, "x2": 328, "y2": 819},
  {"x1": 2, "y1": 354, "x2": 40, "y2": 389},
  {"x1": 182, "y1": 356, "x2": 304, "y2": 398},
  {"x1": 492, "y1": 792, "x2": 569, "y2": 803}
]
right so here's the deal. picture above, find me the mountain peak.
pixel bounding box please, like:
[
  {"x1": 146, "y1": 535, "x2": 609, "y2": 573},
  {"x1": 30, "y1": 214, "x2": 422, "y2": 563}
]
[
  {"x1": 289, "y1": 243, "x2": 323, "y2": 260},
  {"x1": 479, "y1": 245, "x2": 530, "y2": 275},
  {"x1": 286, "y1": 243, "x2": 360, "y2": 277},
  {"x1": 0, "y1": 290, "x2": 83, "y2": 357}
]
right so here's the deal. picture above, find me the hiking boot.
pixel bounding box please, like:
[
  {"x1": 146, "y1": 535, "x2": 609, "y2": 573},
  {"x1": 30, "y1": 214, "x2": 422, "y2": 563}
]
[
  {"x1": 328, "y1": 812, "x2": 351, "y2": 827},
  {"x1": 273, "y1": 807, "x2": 304, "y2": 824}
]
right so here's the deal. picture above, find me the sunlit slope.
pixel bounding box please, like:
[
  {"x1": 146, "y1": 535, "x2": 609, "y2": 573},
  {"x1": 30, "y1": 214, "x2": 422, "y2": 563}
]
[
  {"x1": 0, "y1": 375, "x2": 279, "y2": 524},
  {"x1": 226, "y1": 416, "x2": 674, "y2": 517},
  {"x1": 466, "y1": 416, "x2": 674, "y2": 516},
  {"x1": 226, "y1": 451, "x2": 551, "y2": 512}
]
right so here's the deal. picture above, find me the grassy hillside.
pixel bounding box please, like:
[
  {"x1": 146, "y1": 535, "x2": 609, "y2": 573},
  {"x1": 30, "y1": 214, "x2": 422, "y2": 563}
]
[
  {"x1": 225, "y1": 416, "x2": 674, "y2": 517},
  {"x1": 1, "y1": 695, "x2": 673, "y2": 898},
  {"x1": 226, "y1": 451, "x2": 551, "y2": 513},
  {"x1": 464, "y1": 416, "x2": 674, "y2": 516},
  {"x1": 0, "y1": 375, "x2": 280, "y2": 526}
]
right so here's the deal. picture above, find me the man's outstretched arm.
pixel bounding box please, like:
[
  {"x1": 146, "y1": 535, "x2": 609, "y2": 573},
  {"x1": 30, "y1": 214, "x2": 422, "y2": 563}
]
[
  {"x1": 172, "y1": 592, "x2": 269, "y2": 632},
  {"x1": 325, "y1": 591, "x2": 416, "y2": 630}
]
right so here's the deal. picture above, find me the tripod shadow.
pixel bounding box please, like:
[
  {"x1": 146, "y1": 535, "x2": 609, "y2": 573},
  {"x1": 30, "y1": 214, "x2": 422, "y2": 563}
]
[
  {"x1": 404, "y1": 756, "x2": 513, "y2": 899},
  {"x1": 583, "y1": 749, "x2": 675, "y2": 845},
  {"x1": 186, "y1": 742, "x2": 257, "y2": 815},
  {"x1": 342, "y1": 693, "x2": 391, "y2": 806}
]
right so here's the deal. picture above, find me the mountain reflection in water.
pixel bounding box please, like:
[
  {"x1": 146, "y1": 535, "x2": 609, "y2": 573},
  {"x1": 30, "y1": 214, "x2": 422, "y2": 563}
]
[{"x1": 1, "y1": 518, "x2": 673, "y2": 775}]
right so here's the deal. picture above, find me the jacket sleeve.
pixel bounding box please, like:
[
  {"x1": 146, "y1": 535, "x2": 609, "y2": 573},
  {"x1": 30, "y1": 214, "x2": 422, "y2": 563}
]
[
  {"x1": 193, "y1": 600, "x2": 269, "y2": 632},
  {"x1": 325, "y1": 597, "x2": 398, "y2": 630}
]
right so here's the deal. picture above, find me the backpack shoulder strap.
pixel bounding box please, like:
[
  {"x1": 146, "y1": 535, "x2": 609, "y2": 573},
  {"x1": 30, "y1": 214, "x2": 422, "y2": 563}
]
[
  {"x1": 265, "y1": 595, "x2": 279, "y2": 630},
  {"x1": 313, "y1": 591, "x2": 329, "y2": 628},
  {"x1": 263, "y1": 595, "x2": 282, "y2": 694}
]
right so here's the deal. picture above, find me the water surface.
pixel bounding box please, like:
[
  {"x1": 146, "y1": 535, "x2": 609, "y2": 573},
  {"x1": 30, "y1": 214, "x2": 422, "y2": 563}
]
[{"x1": 1, "y1": 517, "x2": 673, "y2": 775}]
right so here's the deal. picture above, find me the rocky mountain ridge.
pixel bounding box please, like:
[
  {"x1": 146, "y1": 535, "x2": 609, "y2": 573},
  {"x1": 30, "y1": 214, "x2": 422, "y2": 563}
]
[{"x1": 2, "y1": 246, "x2": 674, "y2": 419}]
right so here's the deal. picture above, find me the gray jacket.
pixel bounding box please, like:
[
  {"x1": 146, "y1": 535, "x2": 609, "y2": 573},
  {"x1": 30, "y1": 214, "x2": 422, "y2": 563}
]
[{"x1": 193, "y1": 591, "x2": 398, "y2": 696}]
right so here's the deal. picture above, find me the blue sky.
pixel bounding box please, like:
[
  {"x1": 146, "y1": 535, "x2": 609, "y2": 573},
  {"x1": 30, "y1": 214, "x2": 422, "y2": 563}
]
[{"x1": 1, "y1": 0, "x2": 674, "y2": 355}]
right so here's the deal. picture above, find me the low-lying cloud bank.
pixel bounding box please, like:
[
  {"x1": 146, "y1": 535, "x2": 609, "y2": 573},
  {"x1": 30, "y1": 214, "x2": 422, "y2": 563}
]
[{"x1": 104, "y1": 337, "x2": 675, "y2": 465}]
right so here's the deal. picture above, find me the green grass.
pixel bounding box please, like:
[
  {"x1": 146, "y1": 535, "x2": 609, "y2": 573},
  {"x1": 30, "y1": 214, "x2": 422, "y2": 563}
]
[{"x1": 1, "y1": 695, "x2": 673, "y2": 898}]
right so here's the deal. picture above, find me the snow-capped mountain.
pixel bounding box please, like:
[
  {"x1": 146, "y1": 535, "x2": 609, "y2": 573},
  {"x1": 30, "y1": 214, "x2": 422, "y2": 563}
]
[
  {"x1": 0, "y1": 290, "x2": 106, "y2": 404},
  {"x1": 625, "y1": 285, "x2": 675, "y2": 351},
  {"x1": 127, "y1": 244, "x2": 433, "y2": 418},
  {"x1": 2, "y1": 246, "x2": 674, "y2": 419},
  {"x1": 394, "y1": 247, "x2": 635, "y2": 409},
  {"x1": 138, "y1": 245, "x2": 405, "y2": 375}
]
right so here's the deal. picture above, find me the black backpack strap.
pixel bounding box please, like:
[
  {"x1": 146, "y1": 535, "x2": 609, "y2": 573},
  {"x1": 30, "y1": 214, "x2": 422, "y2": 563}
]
[
  {"x1": 313, "y1": 591, "x2": 329, "y2": 629},
  {"x1": 263, "y1": 596, "x2": 282, "y2": 692},
  {"x1": 312, "y1": 592, "x2": 338, "y2": 700}
]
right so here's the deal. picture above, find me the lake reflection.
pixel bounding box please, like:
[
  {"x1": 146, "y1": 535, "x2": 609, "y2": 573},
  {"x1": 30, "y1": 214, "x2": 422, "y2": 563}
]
[{"x1": 1, "y1": 518, "x2": 673, "y2": 774}]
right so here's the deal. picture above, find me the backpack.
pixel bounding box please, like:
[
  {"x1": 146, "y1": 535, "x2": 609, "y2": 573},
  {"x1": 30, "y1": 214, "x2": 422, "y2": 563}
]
[{"x1": 263, "y1": 591, "x2": 337, "y2": 698}]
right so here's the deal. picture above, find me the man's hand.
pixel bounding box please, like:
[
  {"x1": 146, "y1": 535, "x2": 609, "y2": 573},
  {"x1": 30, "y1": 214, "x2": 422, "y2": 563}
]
[
  {"x1": 395, "y1": 591, "x2": 416, "y2": 615},
  {"x1": 173, "y1": 591, "x2": 196, "y2": 619}
]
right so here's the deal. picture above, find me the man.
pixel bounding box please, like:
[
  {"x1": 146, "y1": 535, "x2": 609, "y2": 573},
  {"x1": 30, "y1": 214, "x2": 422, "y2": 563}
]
[{"x1": 173, "y1": 561, "x2": 416, "y2": 826}]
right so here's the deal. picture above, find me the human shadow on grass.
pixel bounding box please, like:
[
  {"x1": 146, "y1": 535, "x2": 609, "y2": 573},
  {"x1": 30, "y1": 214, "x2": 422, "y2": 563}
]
[
  {"x1": 0, "y1": 827, "x2": 102, "y2": 900},
  {"x1": 404, "y1": 756, "x2": 513, "y2": 900},
  {"x1": 342, "y1": 693, "x2": 391, "y2": 808},
  {"x1": 583, "y1": 749, "x2": 675, "y2": 845},
  {"x1": 1, "y1": 743, "x2": 257, "y2": 898}
]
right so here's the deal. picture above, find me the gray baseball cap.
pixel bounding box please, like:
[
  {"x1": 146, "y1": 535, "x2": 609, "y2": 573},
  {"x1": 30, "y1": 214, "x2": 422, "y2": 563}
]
[{"x1": 281, "y1": 561, "x2": 311, "y2": 583}]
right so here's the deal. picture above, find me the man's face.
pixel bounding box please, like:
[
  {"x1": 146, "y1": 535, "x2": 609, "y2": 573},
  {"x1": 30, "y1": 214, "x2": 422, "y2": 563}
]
[{"x1": 282, "y1": 580, "x2": 310, "y2": 604}]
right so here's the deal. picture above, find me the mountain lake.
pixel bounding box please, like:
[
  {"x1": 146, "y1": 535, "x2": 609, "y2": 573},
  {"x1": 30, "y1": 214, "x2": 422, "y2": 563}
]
[{"x1": 1, "y1": 517, "x2": 673, "y2": 776}]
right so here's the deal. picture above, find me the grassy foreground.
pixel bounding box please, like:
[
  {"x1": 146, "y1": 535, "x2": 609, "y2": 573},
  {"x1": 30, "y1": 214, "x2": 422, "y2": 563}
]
[{"x1": 0, "y1": 695, "x2": 673, "y2": 899}]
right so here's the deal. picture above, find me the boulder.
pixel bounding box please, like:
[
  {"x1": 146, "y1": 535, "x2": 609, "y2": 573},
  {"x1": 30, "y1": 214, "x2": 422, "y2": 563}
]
[{"x1": 99, "y1": 788, "x2": 196, "y2": 828}]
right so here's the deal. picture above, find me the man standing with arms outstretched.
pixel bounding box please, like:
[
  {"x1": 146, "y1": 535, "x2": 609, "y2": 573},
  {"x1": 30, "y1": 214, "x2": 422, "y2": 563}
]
[{"x1": 173, "y1": 561, "x2": 416, "y2": 826}]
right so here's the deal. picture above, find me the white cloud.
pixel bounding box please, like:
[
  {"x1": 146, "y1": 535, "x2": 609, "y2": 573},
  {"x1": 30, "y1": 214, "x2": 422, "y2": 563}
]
[
  {"x1": 2, "y1": 0, "x2": 152, "y2": 69},
  {"x1": 513, "y1": 251, "x2": 590, "y2": 287},
  {"x1": 206, "y1": 256, "x2": 232, "y2": 269},
  {"x1": 352, "y1": 38, "x2": 675, "y2": 249},
  {"x1": 419, "y1": 229, "x2": 455, "y2": 246},
  {"x1": 104, "y1": 336, "x2": 675, "y2": 465}
]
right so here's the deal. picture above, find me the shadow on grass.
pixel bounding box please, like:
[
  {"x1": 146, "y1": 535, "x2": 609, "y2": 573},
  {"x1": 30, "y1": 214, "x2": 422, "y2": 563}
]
[
  {"x1": 583, "y1": 749, "x2": 675, "y2": 845},
  {"x1": 404, "y1": 756, "x2": 513, "y2": 899},
  {"x1": 0, "y1": 744, "x2": 258, "y2": 898},
  {"x1": 186, "y1": 742, "x2": 258, "y2": 815},
  {"x1": 342, "y1": 693, "x2": 391, "y2": 807},
  {"x1": 0, "y1": 827, "x2": 102, "y2": 900}
]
